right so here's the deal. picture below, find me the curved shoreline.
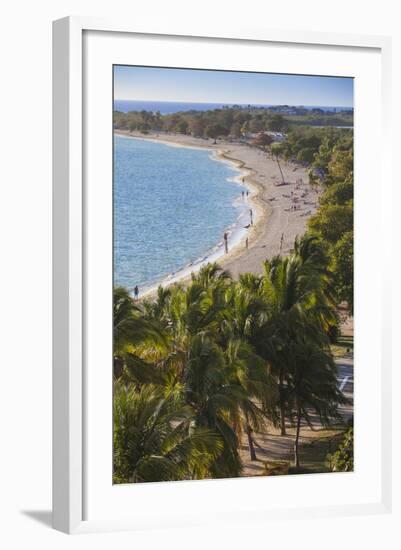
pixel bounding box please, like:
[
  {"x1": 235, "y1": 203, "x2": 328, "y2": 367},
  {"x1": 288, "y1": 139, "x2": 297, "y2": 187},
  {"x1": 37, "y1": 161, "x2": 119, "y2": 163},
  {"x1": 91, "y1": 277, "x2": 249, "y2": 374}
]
[
  {"x1": 216, "y1": 149, "x2": 271, "y2": 272},
  {"x1": 114, "y1": 130, "x2": 318, "y2": 297},
  {"x1": 115, "y1": 132, "x2": 265, "y2": 297}
]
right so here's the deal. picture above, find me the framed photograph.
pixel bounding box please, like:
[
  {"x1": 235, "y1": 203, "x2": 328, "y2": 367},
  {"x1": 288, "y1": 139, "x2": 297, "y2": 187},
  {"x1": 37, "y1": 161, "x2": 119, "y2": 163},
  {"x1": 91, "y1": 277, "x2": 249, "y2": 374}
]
[{"x1": 52, "y1": 17, "x2": 392, "y2": 534}]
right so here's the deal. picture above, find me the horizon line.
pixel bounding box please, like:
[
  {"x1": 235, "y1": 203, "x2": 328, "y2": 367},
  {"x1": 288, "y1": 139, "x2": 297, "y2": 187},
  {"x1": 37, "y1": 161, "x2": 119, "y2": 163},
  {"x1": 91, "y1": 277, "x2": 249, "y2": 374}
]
[{"x1": 114, "y1": 98, "x2": 354, "y2": 108}]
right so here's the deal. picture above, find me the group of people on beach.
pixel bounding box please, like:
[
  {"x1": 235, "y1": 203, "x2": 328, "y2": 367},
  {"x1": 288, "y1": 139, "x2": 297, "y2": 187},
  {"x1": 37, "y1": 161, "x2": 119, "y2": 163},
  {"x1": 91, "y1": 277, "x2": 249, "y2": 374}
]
[
  {"x1": 282, "y1": 177, "x2": 319, "y2": 214},
  {"x1": 289, "y1": 179, "x2": 305, "y2": 211}
]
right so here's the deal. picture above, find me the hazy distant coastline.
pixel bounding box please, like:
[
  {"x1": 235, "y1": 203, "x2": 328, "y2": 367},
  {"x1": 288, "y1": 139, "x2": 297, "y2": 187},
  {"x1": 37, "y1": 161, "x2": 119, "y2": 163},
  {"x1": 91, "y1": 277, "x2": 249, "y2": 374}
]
[{"x1": 114, "y1": 99, "x2": 353, "y2": 116}]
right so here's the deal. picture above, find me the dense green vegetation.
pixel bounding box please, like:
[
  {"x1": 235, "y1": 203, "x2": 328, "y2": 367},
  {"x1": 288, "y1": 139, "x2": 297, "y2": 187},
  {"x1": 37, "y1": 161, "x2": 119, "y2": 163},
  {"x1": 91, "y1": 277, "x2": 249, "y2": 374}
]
[
  {"x1": 284, "y1": 113, "x2": 353, "y2": 127},
  {"x1": 326, "y1": 428, "x2": 354, "y2": 472},
  {"x1": 113, "y1": 106, "x2": 353, "y2": 138},
  {"x1": 266, "y1": 125, "x2": 354, "y2": 311},
  {"x1": 307, "y1": 131, "x2": 353, "y2": 311},
  {"x1": 113, "y1": 237, "x2": 349, "y2": 483}
]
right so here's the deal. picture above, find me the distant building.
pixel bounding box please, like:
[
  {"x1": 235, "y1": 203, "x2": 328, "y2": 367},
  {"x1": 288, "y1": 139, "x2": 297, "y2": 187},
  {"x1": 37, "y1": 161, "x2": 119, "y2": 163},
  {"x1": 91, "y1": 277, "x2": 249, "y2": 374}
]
[
  {"x1": 268, "y1": 105, "x2": 298, "y2": 115},
  {"x1": 279, "y1": 108, "x2": 297, "y2": 115},
  {"x1": 267, "y1": 131, "x2": 286, "y2": 142},
  {"x1": 245, "y1": 130, "x2": 286, "y2": 143}
]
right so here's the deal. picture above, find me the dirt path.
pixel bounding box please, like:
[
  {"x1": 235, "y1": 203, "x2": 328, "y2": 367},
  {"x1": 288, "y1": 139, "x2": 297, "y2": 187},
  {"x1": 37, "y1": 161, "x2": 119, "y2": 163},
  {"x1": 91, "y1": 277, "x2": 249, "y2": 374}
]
[{"x1": 239, "y1": 350, "x2": 354, "y2": 476}]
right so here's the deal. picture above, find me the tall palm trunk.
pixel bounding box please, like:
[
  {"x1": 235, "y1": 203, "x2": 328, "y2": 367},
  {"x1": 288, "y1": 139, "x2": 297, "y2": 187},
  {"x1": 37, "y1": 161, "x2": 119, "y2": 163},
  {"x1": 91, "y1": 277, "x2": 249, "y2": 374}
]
[
  {"x1": 246, "y1": 425, "x2": 257, "y2": 461},
  {"x1": 113, "y1": 356, "x2": 124, "y2": 378},
  {"x1": 275, "y1": 154, "x2": 285, "y2": 185},
  {"x1": 294, "y1": 400, "x2": 302, "y2": 468},
  {"x1": 279, "y1": 370, "x2": 286, "y2": 436}
]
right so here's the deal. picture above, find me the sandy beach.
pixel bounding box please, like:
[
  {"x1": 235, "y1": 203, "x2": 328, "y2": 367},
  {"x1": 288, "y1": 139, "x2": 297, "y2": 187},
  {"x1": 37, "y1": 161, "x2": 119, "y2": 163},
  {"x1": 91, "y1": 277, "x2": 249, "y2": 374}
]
[{"x1": 115, "y1": 130, "x2": 321, "y2": 286}]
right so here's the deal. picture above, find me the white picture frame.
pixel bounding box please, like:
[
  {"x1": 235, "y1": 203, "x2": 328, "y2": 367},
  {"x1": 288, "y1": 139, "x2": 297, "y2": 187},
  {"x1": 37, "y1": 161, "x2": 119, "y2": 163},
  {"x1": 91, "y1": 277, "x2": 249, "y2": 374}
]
[{"x1": 52, "y1": 16, "x2": 392, "y2": 534}]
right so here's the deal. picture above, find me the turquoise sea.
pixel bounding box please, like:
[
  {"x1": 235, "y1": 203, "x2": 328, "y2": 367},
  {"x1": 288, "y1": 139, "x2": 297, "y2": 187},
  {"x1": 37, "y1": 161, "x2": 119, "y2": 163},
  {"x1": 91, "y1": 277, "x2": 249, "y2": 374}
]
[{"x1": 114, "y1": 135, "x2": 247, "y2": 291}]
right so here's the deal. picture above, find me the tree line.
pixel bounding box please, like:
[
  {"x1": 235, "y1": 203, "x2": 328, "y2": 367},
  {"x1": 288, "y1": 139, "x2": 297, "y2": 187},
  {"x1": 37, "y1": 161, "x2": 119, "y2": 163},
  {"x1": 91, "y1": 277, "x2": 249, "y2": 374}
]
[
  {"x1": 113, "y1": 107, "x2": 352, "y2": 141},
  {"x1": 267, "y1": 126, "x2": 353, "y2": 311}
]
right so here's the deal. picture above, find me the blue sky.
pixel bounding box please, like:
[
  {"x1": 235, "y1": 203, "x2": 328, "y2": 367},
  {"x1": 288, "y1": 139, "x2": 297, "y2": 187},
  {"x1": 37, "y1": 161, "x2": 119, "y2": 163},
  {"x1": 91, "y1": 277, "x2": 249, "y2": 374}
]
[{"x1": 114, "y1": 66, "x2": 353, "y2": 107}]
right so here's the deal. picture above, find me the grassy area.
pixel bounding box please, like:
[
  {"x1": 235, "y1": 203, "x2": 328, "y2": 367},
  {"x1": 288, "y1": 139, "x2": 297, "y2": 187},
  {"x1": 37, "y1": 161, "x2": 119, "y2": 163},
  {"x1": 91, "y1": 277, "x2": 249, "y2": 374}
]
[
  {"x1": 331, "y1": 335, "x2": 353, "y2": 358},
  {"x1": 295, "y1": 429, "x2": 346, "y2": 474},
  {"x1": 242, "y1": 428, "x2": 348, "y2": 477},
  {"x1": 240, "y1": 421, "x2": 349, "y2": 477}
]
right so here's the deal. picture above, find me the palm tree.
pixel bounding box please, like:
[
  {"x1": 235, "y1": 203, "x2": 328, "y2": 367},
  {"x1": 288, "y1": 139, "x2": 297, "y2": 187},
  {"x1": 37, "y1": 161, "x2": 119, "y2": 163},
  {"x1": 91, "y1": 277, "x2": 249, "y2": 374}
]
[
  {"x1": 182, "y1": 331, "x2": 243, "y2": 477},
  {"x1": 224, "y1": 338, "x2": 278, "y2": 461},
  {"x1": 113, "y1": 286, "x2": 167, "y2": 382},
  {"x1": 188, "y1": 270, "x2": 278, "y2": 464},
  {"x1": 220, "y1": 281, "x2": 279, "y2": 459},
  {"x1": 113, "y1": 382, "x2": 223, "y2": 483},
  {"x1": 271, "y1": 145, "x2": 286, "y2": 185},
  {"x1": 147, "y1": 267, "x2": 275, "y2": 468},
  {"x1": 138, "y1": 267, "x2": 242, "y2": 475},
  {"x1": 144, "y1": 265, "x2": 231, "y2": 374},
  {"x1": 287, "y1": 342, "x2": 347, "y2": 467},
  {"x1": 255, "y1": 236, "x2": 337, "y2": 436},
  {"x1": 149, "y1": 268, "x2": 272, "y2": 470}
]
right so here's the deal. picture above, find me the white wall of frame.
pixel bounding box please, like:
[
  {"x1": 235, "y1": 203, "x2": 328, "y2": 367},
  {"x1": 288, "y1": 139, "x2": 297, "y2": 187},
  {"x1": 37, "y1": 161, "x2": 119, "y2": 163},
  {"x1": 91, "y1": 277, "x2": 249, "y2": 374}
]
[
  {"x1": 83, "y1": 28, "x2": 383, "y2": 526},
  {"x1": 0, "y1": 0, "x2": 399, "y2": 549}
]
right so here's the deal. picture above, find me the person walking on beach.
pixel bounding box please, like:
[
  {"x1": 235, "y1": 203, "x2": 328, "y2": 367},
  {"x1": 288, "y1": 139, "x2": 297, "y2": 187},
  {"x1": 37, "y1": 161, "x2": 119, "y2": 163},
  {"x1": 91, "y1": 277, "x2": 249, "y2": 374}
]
[
  {"x1": 223, "y1": 231, "x2": 228, "y2": 254},
  {"x1": 249, "y1": 208, "x2": 253, "y2": 226},
  {"x1": 134, "y1": 285, "x2": 139, "y2": 301},
  {"x1": 242, "y1": 191, "x2": 245, "y2": 198},
  {"x1": 246, "y1": 190, "x2": 249, "y2": 197},
  {"x1": 246, "y1": 237, "x2": 249, "y2": 250}
]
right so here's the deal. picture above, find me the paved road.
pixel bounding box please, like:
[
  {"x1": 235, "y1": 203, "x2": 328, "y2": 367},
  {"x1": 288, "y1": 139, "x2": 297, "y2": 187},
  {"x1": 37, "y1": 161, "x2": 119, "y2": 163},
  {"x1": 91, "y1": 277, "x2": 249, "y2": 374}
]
[{"x1": 336, "y1": 356, "x2": 354, "y2": 424}]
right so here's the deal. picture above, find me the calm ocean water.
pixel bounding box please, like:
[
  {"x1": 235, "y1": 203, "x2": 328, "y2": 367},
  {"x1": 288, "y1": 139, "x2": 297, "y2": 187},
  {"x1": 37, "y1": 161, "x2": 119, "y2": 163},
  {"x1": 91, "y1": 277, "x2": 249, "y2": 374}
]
[
  {"x1": 114, "y1": 135, "x2": 246, "y2": 290},
  {"x1": 114, "y1": 100, "x2": 352, "y2": 115}
]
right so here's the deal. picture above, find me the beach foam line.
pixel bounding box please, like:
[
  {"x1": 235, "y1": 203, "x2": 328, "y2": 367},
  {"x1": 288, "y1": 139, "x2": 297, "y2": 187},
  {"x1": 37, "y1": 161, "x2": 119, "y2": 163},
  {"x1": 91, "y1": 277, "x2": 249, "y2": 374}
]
[
  {"x1": 139, "y1": 197, "x2": 257, "y2": 299},
  {"x1": 115, "y1": 131, "x2": 211, "y2": 153}
]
